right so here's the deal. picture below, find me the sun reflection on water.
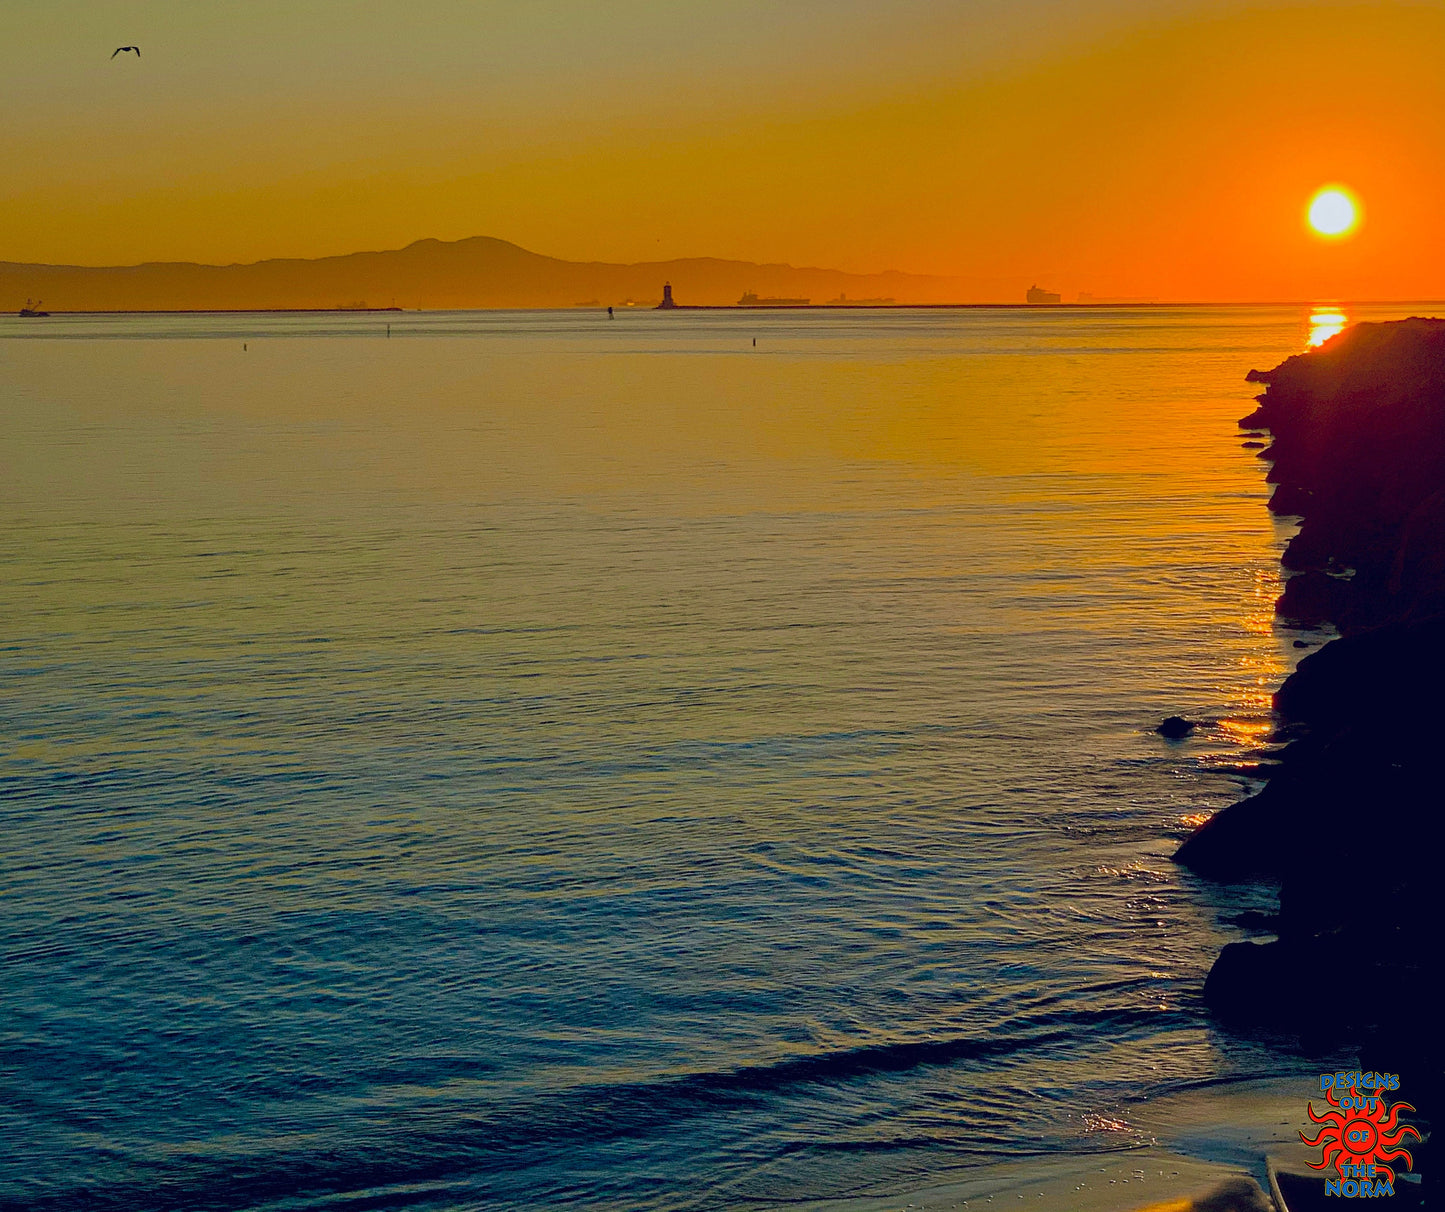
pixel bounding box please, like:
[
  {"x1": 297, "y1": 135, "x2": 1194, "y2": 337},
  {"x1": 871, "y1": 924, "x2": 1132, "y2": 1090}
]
[
  {"x1": 1308, "y1": 307, "x2": 1347, "y2": 347},
  {"x1": 1216, "y1": 716, "x2": 1274, "y2": 744}
]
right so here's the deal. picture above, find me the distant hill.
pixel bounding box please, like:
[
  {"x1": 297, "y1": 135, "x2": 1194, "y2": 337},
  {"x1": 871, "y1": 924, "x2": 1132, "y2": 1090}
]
[{"x1": 0, "y1": 236, "x2": 967, "y2": 312}]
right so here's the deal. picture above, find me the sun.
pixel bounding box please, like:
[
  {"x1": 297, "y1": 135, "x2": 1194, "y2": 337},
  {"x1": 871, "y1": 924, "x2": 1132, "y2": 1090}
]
[{"x1": 1308, "y1": 187, "x2": 1360, "y2": 238}]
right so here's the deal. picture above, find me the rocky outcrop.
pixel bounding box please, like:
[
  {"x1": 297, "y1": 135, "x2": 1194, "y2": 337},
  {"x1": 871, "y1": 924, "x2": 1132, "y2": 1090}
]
[
  {"x1": 1242, "y1": 318, "x2": 1445, "y2": 624},
  {"x1": 1157, "y1": 715, "x2": 1199, "y2": 738},
  {"x1": 1175, "y1": 318, "x2": 1445, "y2": 1154}
]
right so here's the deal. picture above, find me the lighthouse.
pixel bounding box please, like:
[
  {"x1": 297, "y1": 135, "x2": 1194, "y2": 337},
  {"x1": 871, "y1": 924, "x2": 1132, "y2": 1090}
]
[{"x1": 657, "y1": 282, "x2": 678, "y2": 310}]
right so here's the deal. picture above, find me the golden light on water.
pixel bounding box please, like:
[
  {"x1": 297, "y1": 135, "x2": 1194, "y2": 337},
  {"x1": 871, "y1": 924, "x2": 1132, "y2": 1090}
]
[
  {"x1": 1308, "y1": 187, "x2": 1360, "y2": 237},
  {"x1": 1216, "y1": 716, "x2": 1275, "y2": 743},
  {"x1": 1309, "y1": 307, "x2": 1348, "y2": 346}
]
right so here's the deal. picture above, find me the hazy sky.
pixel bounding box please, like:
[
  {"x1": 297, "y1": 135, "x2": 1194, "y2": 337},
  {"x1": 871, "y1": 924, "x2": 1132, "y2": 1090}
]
[{"x1": 6, "y1": 1, "x2": 1445, "y2": 299}]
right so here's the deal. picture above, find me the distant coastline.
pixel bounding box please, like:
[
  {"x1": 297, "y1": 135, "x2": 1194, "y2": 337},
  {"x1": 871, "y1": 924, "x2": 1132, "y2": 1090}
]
[
  {"x1": 10, "y1": 307, "x2": 405, "y2": 316},
  {"x1": 1, "y1": 235, "x2": 969, "y2": 313},
  {"x1": 19, "y1": 234, "x2": 1399, "y2": 314},
  {"x1": 17, "y1": 299, "x2": 1445, "y2": 318},
  {"x1": 7, "y1": 297, "x2": 1151, "y2": 318},
  {"x1": 9, "y1": 301, "x2": 1313, "y2": 318}
]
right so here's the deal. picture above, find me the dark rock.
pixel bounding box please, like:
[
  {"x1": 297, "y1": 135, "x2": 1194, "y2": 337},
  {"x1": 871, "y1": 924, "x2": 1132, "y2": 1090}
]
[
  {"x1": 1280, "y1": 519, "x2": 1338, "y2": 570},
  {"x1": 1177, "y1": 319, "x2": 1445, "y2": 1127},
  {"x1": 1203, "y1": 940, "x2": 1307, "y2": 1024},
  {"x1": 1191, "y1": 1177, "x2": 1273, "y2": 1212},
  {"x1": 1274, "y1": 614, "x2": 1445, "y2": 731},
  {"x1": 1172, "y1": 783, "x2": 1291, "y2": 880},
  {"x1": 1276, "y1": 570, "x2": 1352, "y2": 625},
  {"x1": 1225, "y1": 909, "x2": 1280, "y2": 932},
  {"x1": 1223, "y1": 760, "x2": 1280, "y2": 780},
  {"x1": 1156, "y1": 715, "x2": 1197, "y2": 738},
  {"x1": 1240, "y1": 318, "x2": 1445, "y2": 595},
  {"x1": 1267, "y1": 482, "x2": 1314, "y2": 516}
]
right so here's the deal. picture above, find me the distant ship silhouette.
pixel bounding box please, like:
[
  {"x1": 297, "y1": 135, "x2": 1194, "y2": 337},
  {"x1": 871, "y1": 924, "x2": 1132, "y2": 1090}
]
[
  {"x1": 738, "y1": 291, "x2": 808, "y2": 306},
  {"x1": 18, "y1": 298, "x2": 49, "y2": 317},
  {"x1": 1026, "y1": 284, "x2": 1062, "y2": 305}
]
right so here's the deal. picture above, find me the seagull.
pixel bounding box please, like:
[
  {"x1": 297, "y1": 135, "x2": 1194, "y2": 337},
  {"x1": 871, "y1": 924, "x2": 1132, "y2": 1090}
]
[{"x1": 111, "y1": 45, "x2": 140, "y2": 58}]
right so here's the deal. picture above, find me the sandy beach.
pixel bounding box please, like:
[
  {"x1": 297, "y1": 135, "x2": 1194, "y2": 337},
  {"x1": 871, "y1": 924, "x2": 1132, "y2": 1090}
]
[{"x1": 795, "y1": 1077, "x2": 1335, "y2": 1212}]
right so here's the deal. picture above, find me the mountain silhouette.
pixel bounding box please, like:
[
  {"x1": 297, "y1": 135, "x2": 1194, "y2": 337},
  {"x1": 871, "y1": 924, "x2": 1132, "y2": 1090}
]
[{"x1": 1, "y1": 236, "x2": 966, "y2": 312}]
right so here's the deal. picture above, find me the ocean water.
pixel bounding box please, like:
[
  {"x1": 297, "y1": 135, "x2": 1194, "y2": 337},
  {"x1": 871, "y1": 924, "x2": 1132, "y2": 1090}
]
[{"x1": 0, "y1": 304, "x2": 1427, "y2": 1211}]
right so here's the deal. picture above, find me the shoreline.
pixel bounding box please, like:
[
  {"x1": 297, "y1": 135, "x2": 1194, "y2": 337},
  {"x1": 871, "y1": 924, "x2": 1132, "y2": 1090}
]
[
  {"x1": 822, "y1": 318, "x2": 1439, "y2": 1211},
  {"x1": 793, "y1": 1077, "x2": 1327, "y2": 1212},
  {"x1": 1172, "y1": 318, "x2": 1441, "y2": 1187}
]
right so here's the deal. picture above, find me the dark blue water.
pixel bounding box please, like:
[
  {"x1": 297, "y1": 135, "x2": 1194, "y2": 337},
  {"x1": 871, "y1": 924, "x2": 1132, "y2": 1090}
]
[{"x1": 2, "y1": 306, "x2": 1413, "y2": 1210}]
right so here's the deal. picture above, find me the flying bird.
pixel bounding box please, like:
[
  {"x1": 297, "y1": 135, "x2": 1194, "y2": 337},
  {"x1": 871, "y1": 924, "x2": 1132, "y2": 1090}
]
[{"x1": 111, "y1": 46, "x2": 140, "y2": 58}]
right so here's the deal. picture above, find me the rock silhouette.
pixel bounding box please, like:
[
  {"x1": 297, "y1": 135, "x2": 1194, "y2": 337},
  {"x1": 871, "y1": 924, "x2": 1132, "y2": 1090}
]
[
  {"x1": 1156, "y1": 715, "x2": 1197, "y2": 738},
  {"x1": 1176, "y1": 318, "x2": 1445, "y2": 1162}
]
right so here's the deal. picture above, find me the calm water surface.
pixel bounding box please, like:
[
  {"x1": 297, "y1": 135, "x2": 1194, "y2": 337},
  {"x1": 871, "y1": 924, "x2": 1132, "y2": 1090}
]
[{"x1": 0, "y1": 306, "x2": 1431, "y2": 1210}]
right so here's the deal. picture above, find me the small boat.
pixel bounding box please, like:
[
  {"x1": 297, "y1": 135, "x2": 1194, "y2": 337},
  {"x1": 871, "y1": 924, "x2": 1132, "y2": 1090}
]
[{"x1": 18, "y1": 299, "x2": 50, "y2": 317}]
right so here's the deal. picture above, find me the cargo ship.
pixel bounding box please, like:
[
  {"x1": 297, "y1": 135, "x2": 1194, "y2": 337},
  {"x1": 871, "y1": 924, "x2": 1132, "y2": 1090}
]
[
  {"x1": 737, "y1": 292, "x2": 809, "y2": 306},
  {"x1": 1026, "y1": 284, "x2": 1062, "y2": 305}
]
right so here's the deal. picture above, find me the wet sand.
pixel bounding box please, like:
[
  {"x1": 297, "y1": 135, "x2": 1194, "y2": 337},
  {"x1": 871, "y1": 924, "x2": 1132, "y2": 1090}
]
[{"x1": 795, "y1": 1077, "x2": 1330, "y2": 1212}]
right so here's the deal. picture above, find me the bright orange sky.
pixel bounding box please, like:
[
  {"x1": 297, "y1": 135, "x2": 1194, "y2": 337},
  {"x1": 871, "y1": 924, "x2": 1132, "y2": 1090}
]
[{"x1": 6, "y1": 1, "x2": 1445, "y2": 301}]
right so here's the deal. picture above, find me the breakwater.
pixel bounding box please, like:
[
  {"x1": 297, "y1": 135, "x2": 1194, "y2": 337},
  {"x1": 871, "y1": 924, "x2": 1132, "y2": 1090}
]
[{"x1": 1175, "y1": 317, "x2": 1444, "y2": 1174}]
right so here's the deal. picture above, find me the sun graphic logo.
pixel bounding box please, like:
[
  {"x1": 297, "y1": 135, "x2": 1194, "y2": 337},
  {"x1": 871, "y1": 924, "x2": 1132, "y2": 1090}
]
[{"x1": 1301, "y1": 1072, "x2": 1420, "y2": 1198}]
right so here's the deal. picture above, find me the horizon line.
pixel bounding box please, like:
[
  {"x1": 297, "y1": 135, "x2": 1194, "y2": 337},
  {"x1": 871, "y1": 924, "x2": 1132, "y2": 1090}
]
[{"x1": 9, "y1": 300, "x2": 1445, "y2": 318}]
